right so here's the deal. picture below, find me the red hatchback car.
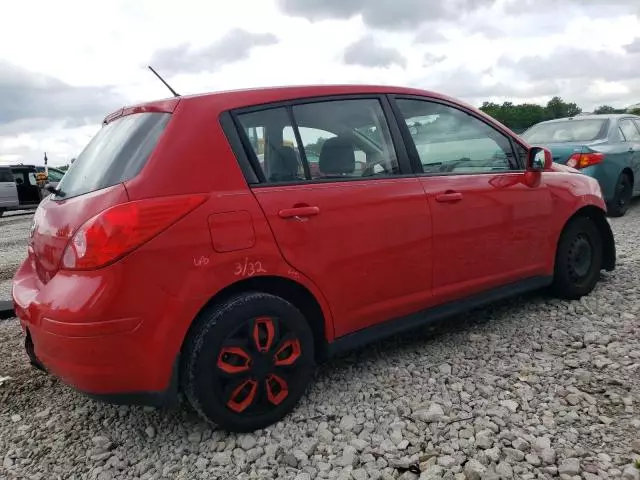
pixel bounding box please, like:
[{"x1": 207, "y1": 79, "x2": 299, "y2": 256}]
[{"x1": 13, "y1": 85, "x2": 615, "y2": 432}]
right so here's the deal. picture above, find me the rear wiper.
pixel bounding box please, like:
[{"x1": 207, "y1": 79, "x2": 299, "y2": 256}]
[{"x1": 44, "y1": 183, "x2": 65, "y2": 197}]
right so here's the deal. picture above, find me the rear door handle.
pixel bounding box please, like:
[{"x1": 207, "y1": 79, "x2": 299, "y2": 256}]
[
  {"x1": 278, "y1": 206, "x2": 320, "y2": 219},
  {"x1": 435, "y1": 191, "x2": 463, "y2": 203}
]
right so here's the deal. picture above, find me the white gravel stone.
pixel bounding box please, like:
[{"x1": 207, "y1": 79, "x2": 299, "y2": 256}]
[
  {"x1": 622, "y1": 466, "x2": 640, "y2": 480},
  {"x1": 558, "y1": 458, "x2": 581, "y2": 476},
  {"x1": 412, "y1": 403, "x2": 446, "y2": 423},
  {"x1": 463, "y1": 459, "x2": 486, "y2": 480},
  {"x1": 340, "y1": 414, "x2": 357, "y2": 431},
  {"x1": 496, "y1": 461, "x2": 513, "y2": 478}
]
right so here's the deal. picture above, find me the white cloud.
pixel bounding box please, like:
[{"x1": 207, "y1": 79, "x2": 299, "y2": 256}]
[{"x1": 0, "y1": 0, "x2": 639, "y2": 166}]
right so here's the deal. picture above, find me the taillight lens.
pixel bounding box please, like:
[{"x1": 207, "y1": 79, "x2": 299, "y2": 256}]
[
  {"x1": 61, "y1": 194, "x2": 208, "y2": 270},
  {"x1": 567, "y1": 152, "x2": 604, "y2": 169}
]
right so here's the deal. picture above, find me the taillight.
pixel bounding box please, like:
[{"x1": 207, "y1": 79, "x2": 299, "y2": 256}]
[
  {"x1": 61, "y1": 194, "x2": 208, "y2": 270},
  {"x1": 567, "y1": 152, "x2": 604, "y2": 169}
]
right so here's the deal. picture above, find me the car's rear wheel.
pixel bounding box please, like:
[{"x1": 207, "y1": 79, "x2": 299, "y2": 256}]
[
  {"x1": 552, "y1": 216, "x2": 603, "y2": 300},
  {"x1": 182, "y1": 292, "x2": 315, "y2": 432},
  {"x1": 608, "y1": 172, "x2": 633, "y2": 217}
]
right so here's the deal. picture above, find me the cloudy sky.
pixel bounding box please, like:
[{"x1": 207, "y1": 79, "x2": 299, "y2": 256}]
[{"x1": 1, "y1": 0, "x2": 639, "y2": 166}]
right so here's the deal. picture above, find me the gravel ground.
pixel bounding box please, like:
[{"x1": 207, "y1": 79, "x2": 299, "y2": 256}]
[{"x1": 1, "y1": 205, "x2": 640, "y2": 480}]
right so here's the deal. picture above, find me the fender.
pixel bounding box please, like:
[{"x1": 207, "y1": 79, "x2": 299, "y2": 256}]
[{"x1": 543, "y1": 170, "x2": 615, "y2": 273}]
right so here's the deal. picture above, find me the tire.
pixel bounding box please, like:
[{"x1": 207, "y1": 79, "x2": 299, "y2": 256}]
[
  {"x1": 607, "y1": 172, "x2": 633, "y2": 217},
  {"x1": 552, "y1": 216, "x2": 603, "y2": 300},
  {"x1": 182, "y1": 292, "x2": 315, "y2": 432},
  {"x1": 0, "y1": 208, "x2": 5, "y2": 217}
]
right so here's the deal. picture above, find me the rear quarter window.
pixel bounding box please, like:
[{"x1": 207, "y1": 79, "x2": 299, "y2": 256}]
[{"x1": 55, "y1": 112, "x2": 171, "y2": 199}]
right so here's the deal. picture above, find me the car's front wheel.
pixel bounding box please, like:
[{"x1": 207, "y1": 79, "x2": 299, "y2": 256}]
[
  {"x1": 552, "y1": 216, "x2": 603, "y2": 300},
  {"x1": 182, "y1": 292, "x2": 315, "y2": 432}
]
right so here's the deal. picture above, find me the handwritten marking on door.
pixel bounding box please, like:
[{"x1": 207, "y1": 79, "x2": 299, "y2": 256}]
[
  {"x1": 287, "y1": 268, "x2": 301, "y2": 280},
  {"x1": 193, "y1": 256, "x2": 210, "y2": 267},
  {"x1": 234, "y1": 257, "x2": 267, "y2": 277}
]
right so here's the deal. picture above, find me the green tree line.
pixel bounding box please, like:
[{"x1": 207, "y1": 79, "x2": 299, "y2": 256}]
[{"x1": 480, "y1": 96, "x2": 640, "y2": 134}]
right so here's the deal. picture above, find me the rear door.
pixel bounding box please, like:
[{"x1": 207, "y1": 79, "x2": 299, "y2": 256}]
[
  {"x1": 0, "y1": 167, "x2": 18, "y2": 208},
  {"x1": 619, "y1": 118, "x2": 640, "y2": 195},
  {"x1": 390, "y1": 96, "x2": 553, "y2": 304},
  {"x1": 233, "y1": 96, "x2": 434, "y2": 337}
]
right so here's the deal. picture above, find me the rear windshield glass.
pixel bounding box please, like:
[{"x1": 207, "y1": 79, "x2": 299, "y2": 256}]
[
  {"x1": 521, "y1": 119, "x2": 608, "y2": 143},
  {"x1": 54, "y1": 112, "x2": 171, "y2": 199}
]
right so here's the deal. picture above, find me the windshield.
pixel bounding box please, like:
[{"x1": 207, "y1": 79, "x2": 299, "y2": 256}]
[
  {"x1": 522, "y1": 119, "x2": 608, "y2": 143},
  {"x1": 55, "y1": 112, "x2": 171, "y2": 199}
]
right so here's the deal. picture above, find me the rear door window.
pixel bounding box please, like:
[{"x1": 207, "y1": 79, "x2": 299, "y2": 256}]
[
  {"x1": 55, "y1": 112, "x2": 171, "y2": 199},
  {"x1": 0, "y1": 167, "x2": 13, "y2": 182},
  {"x1": 620, "y1": 119, "x2": 640, "y2": 141},
  {"x1": 235, "y1": 98, "x2": 401, "y2": 183}
]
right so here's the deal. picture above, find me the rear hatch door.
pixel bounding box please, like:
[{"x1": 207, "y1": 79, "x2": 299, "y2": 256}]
[{"x1": 30, "y1": 111, "x2": 172, "y2": 284}]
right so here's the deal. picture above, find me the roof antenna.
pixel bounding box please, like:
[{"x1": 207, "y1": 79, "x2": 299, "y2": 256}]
[{"x1": 147, "y1": 65, "x2": 180, "y2": 97}]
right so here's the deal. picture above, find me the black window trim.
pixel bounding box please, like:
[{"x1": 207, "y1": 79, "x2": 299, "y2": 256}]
[
  {"x1": 223, "y1": 93, "x2": 416, "y2": 188},
  {"x1": 219, "y1": 111, "x2": 262, "y2": 184},
  {"x1": 387, "y1": 94, "x2": 527, "y2": 177},
  {"x1": 617, "y1": 125, "x2": 627, "y2": 142},
  {"x1": 286, "y1": 107, "x2": 312, "y2": 181}
]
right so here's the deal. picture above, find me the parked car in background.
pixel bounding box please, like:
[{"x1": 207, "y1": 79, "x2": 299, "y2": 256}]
[
  {"x1": 14, "y1": 85, "x2": 615, "y2": 432},
  {"x1": 0, "y1": 165, "x2": 65, "y2": 216},
  {"x1": 521, "y1": 114, "x2": 640, "y2": 217}
]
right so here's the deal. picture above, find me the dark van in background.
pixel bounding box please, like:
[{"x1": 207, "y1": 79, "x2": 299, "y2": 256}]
[{"x1": 0, "y1": 165, "x2": 66, "y2": 216}]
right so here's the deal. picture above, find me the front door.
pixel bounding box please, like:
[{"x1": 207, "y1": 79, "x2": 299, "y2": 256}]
[
  {"x1": 392, "y1": 96, "x2": 553, "y2": 304},
  {"x1": 234, "y1": 97, "x2": 434, "y2": 337}
]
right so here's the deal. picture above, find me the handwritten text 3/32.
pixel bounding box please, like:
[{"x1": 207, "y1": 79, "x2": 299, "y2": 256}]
[{"x1": 234, "y1": 257, "x2": 267, "y2": 277}]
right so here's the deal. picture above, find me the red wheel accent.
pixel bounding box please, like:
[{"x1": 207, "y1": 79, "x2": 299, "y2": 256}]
[
  {"x1": 253, "y1": 317, "x2": 275, "y2": 353},
  {"x1": 273, "y1": 339, "x2": 301, "y2": 366},
  {"x1": 227, "y1": 379, "x2": 258, "y2": 413},
  {"x1": 265, "y1": 374, "x2": 288, "y2": 405},
  {"x1": 217, "y1": 346, "x2": 252, "y2": 374}
]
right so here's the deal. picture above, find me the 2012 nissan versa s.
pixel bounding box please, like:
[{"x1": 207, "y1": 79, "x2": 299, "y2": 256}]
[{"x1": 13, "y1": 85, "x2": 615, "y2": 432}]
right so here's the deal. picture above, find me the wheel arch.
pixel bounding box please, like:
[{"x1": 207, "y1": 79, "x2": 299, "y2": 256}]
[
  {"x1": 621, "y1": 167, "x2": 634, "y2": 185},
  {"x1": 180, "y1": 275, "x2": 330, "y2": 364},
  {"x1": 561, "y1": 205, "x2": 615, "y2": 272}
]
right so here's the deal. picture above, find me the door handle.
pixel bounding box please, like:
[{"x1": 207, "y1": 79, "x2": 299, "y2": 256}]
[
  {"x1": 278, "y1": 206, "x2": 320, "y2": 219},
  {"x1": 435, "y1": 191, "x2": 463, "y2": 203}
]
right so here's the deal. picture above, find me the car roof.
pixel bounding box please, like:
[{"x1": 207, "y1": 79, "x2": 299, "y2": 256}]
[{"x1": 104, "y1": 84, "x2": 474, "y2": 122}]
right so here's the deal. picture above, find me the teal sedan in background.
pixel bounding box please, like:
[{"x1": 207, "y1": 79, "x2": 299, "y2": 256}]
[{"x1": 522, "y1": 114, "x2": 640, "y2": 217}]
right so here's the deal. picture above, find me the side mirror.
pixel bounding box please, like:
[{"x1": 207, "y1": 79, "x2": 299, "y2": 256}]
[
  {"x1": 44, "y1": 182, "x2": 60, "y2": 194},
  {"x1": 527, "y1": 147, "x2": 552, "y2": 171}
]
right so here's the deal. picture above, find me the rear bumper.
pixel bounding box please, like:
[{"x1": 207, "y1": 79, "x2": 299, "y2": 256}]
[
  {"x1": 12, "y1": 255, "x2": 200, "y2": 408},
  {"x1": 22, "y1": 328, "x2": 179, "y2": 407}
]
